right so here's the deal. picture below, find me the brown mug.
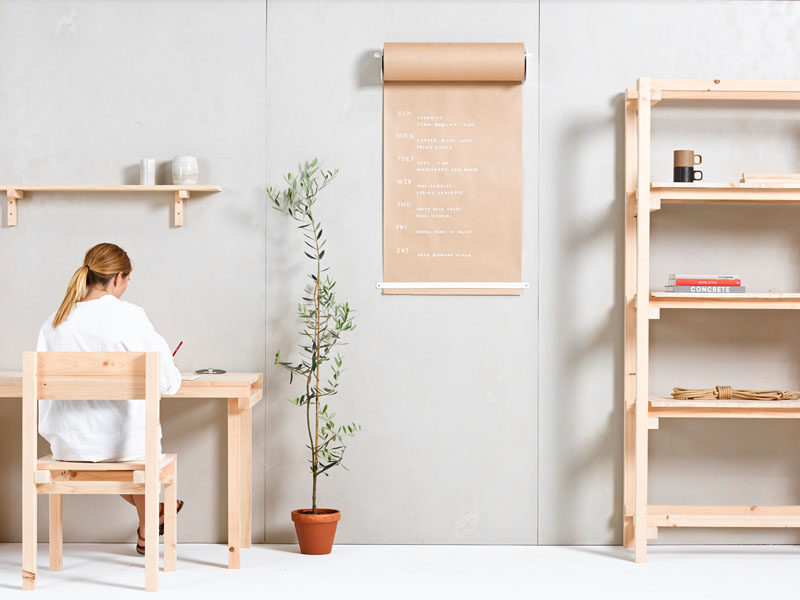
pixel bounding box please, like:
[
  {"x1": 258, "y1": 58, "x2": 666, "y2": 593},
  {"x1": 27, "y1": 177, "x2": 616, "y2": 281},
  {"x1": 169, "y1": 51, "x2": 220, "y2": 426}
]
[{"x1": 674, "y1": 150, "x2": 703, "y2": 182}]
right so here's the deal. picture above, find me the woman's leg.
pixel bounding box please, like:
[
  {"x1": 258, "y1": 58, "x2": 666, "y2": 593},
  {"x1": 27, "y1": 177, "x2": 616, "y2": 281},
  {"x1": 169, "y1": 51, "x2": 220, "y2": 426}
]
[
  {"x1": 131, "y1": 494, "x2": 147, "y2": 537},
  {"x1": 120, "y1": 494, "x2": 135, "y2": 506}
]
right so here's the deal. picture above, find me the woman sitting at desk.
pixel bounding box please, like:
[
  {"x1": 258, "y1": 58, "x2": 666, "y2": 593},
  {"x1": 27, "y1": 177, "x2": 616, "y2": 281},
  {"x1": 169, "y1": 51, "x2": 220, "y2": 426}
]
[{"x1": 37, "y1": 242, "x2": 183, "y2": 555}]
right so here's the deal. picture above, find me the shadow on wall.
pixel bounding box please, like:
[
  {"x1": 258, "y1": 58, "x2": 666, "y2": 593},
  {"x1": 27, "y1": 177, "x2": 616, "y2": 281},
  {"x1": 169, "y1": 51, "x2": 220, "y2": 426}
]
[
  {"x1": 265, "y1": 203, "x2": 305, "y2": 542},
  {"x1": 550, "y1": 94, "x2": 627, "y2": 543},
  {"x1": 355, "y1": 50, "x2": 382, "y2": 88}
]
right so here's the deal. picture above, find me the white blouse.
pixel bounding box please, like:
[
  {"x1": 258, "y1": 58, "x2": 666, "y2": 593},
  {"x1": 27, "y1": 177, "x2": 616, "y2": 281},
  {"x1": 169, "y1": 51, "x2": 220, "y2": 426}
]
[{"x1": 37, "y1": 295, "x2": 181, "y2": 461}]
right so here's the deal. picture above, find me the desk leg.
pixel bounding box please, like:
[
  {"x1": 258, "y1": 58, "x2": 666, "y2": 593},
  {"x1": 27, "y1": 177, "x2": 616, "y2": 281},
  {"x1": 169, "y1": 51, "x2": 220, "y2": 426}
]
[
  {"x1": 240, "y1": 401, "x2": 252, "y2": 548},
  {"x1": 227, "y1": 398, "x2": 241, "y2": 569}
]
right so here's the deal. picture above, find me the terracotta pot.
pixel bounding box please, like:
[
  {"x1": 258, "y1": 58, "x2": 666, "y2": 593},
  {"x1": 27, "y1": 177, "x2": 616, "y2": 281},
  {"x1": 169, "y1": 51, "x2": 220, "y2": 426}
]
[{"x1": 291, "y1": 508, "x2": 341, "y2": 555}]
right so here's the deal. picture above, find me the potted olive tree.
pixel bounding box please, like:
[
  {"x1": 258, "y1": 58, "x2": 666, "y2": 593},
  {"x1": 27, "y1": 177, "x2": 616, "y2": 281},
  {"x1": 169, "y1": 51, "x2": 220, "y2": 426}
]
[{"x1": 268, "y1": 159, "x2": 359, "y2": 555}]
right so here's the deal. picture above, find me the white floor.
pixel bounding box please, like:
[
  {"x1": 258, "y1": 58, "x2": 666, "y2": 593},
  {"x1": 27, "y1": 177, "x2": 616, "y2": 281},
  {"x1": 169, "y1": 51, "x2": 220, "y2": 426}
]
[{"x1": 1, "y1": 543, "x2": 798, "y2": 598}]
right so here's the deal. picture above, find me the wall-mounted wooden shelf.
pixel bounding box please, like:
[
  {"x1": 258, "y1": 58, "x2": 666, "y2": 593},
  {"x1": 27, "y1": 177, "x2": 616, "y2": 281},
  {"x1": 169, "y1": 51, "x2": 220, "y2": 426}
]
[{"x1": 0, "y1": 185, "x2": 222, "y2": 227}]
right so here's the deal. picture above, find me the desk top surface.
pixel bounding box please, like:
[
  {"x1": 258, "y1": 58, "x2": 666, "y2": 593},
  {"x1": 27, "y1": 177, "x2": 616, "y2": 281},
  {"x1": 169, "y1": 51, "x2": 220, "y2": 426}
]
[{"x1": 0, "y1": 371, "x2": 262, "y2": 399}]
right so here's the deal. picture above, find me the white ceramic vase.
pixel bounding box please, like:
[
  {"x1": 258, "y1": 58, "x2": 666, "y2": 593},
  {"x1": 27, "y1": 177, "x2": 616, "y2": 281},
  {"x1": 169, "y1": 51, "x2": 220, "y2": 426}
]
[{"x1": 172, "y1": 156, "x2": 199, "y2": 185}]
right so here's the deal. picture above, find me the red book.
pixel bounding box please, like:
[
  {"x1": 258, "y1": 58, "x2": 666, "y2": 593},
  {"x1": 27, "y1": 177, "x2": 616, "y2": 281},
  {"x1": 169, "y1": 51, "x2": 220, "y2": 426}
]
[{"x1": 673, "y1": 278, "x2": 741, "y2": 286}]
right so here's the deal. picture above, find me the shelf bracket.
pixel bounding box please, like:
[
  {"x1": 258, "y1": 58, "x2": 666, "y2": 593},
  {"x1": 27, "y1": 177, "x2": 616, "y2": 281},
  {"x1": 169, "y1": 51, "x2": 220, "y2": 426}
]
[
  {"x1": 174, "y1": 189, "x2": 190, "y2": 227},
  {"x1": 7, "y1": 188, "x2": 22, "y2": 226},
  {"x1": 647, "y1": 526, "x2": 658, "y2": 539},
  {"x1": 648, "y1": 417, "x2": 659, "y2": 430},
  {"x1": 650, "y1": 90, "x2": 662, "y2": 106},
  {"x1": 649, "y1": 196, "x2": 661, "y2": 212},
  {"x1": 648, "y1": 307, "x2": 660, "y2": 320}
]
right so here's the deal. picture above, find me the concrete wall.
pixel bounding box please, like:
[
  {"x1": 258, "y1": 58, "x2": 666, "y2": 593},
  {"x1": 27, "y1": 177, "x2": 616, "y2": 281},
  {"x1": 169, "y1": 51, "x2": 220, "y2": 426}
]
[
  {"x1": 0, "y1": 0, "x2": 267, "y2": 543},
  {"x1": 0, "y1": 0, "x2": 538, "y2": 545},
  {"x1": 3, "y1": 0, "x2": 800, "y2": 547},
  {"x1": 265, "y1": 0, "x2": 539, "y2": 544},
  {"x1": 539, "y1": 0, "x2": 800, "y2": 543}
]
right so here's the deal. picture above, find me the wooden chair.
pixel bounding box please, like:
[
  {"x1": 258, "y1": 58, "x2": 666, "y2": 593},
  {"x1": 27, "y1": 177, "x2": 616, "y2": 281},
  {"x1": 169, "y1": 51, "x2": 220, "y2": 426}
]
[{"x1": 21, "y1": 351, "x2": 177, "y2": 591}]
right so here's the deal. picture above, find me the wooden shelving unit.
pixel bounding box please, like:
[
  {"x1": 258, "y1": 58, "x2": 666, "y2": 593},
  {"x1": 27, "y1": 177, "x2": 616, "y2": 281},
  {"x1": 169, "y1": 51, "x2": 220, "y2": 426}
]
[
  {"x1": 0, "y1": 184, "x2": 222, "y2": 227},
  {"x1": 624, "y1": 78, "x2": 800, "y2": 562}
]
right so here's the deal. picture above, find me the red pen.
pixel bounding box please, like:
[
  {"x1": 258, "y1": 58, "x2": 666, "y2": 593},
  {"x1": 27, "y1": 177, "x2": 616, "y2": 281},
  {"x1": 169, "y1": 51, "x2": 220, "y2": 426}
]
[{"x1": 172, "y1": 341, "x2": 183, "y2": 357}]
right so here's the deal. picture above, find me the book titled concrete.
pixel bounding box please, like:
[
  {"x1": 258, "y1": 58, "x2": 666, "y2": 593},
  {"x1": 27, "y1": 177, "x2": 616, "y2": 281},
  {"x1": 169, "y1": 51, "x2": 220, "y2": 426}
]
[{"x1": 664, "y1": 285, "x2": 746, "y2": 293}]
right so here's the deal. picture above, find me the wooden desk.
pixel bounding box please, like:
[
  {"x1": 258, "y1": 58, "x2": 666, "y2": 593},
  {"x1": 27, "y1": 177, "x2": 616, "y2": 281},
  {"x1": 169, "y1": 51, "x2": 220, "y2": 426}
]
[{"x1": 0, "y1": 371, "x2": 263, "y2": 569}]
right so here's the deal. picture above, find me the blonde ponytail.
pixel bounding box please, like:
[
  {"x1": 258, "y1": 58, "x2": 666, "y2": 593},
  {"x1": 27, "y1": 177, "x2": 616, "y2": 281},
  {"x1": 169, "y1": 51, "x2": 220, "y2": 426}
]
[
  {"x1": 51, "y1": 243, "x2": 132, "y2": 329},
  {"x1": 53, "y1": 266, "x2": 90, "y2": 328}
]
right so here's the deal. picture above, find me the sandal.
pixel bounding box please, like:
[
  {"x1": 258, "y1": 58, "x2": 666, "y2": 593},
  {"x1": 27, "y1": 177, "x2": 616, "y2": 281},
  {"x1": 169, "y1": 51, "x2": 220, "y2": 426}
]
[
  {"x1": 135, "y1": 500, "x2": 184, "y2": 555},
  {"x1": 136, "y1": 528, "x2": 146, "y2": 555},
  {"x1": 160, "y1": 500, "x2": 185, "y2": 535}
]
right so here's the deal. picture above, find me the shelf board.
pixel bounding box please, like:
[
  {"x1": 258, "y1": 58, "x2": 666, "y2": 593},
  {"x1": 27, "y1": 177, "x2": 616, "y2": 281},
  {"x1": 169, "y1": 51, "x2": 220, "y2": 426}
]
[
  {"x1": 626, "y1": 79, "x2": 800, "y2": 102},
  {"x1": 650, "y1": 182, "x2": 800, "y2": 209},
  {"x1": 649, "y1": 396, "x2": 800, "y2": 419},
  {"x1": 0, "y1": 185, "x2": 221, "y2": 192},
  {"x1": 1, "y1": 184, "x2": 222, "y2": 227},
  {"x1": 646, "y1": 505, "x2": 800, "y2": 528},
  {"x1": 649, "y1": 292, "x2": 800, "y2": 311}
]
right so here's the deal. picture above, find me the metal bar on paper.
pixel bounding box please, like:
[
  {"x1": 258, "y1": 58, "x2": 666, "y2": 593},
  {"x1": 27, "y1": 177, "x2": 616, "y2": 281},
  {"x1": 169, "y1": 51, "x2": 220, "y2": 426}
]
[{"x1": 377, "y1": 282, "x2": 529, "y2": 289}]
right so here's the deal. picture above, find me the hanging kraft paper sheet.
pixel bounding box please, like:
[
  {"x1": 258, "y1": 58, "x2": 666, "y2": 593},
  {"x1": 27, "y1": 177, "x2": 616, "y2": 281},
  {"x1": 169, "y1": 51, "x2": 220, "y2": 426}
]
[{"x1": 382, "y1": 42, "x2": 525, "y2": 295}]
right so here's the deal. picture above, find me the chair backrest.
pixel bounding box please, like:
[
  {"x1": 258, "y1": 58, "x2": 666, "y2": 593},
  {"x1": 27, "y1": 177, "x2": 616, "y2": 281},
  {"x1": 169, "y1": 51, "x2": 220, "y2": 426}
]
[{"x1": 22, "y1": 351, "x2": 160, "y2": 471}]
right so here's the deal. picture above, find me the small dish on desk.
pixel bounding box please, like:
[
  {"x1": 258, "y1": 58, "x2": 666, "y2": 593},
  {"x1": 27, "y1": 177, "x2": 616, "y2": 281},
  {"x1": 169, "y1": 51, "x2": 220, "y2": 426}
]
[{"x1": 194, "y1": 368, "x2": 226, "y2": 375}]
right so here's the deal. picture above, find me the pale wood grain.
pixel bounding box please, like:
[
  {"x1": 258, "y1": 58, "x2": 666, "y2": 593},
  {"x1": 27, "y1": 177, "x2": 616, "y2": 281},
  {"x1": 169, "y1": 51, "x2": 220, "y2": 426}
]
[
  {"x1": 0, "y1": 185, "x2": 221, "y2": 192},
  {"x1": 227, "y1": 398, "x2": 241, "y2": 569},
  {"x1": 622, "y1": 95, "x2": 637, "y2": 550},
  {"x1": 241, "y1": 404, "x2": 252, "y2": 548},
  {"x1": 164, "y1": 460, "x2": 177, "y2": 572},
  {"x1": 49, "y1": 495, "x2": 62, "y2": 571},
  {"x1": 634, "y1": 76, "x2": 651, "y2": 563},
  {"x1": 21, "y1": 352, "x2": 37, "y2": 590},
  {"x1": 145, "y1": 352, "x2": 160, "y2": 591}
]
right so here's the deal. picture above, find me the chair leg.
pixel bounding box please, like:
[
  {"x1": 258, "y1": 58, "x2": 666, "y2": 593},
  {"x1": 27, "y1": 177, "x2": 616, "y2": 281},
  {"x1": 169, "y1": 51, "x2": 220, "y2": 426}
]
[
  {"x1": 22, "y1": 484, "x2": 37, "y2": 590},
  {"x1": 164, "y1": 462, "x2": 177, "y2": 572},
  {"x1": 49, "y1": 495, "x2": 63, "y2": 571},
  {"x1": 144, "y1": 485, "x2": 159, "y2": 591}
]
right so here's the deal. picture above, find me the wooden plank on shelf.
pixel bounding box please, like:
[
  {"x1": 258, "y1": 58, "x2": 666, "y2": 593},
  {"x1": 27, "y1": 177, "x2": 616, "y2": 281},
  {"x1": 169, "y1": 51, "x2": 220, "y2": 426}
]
[
  {"x1": 741, "y1": 173, "x2": 800, "y2": 183},
  {"x1": 653, "y1": 182, "x2": 800, "y2": 189},
  {"x1": 650, "y1": 396, "x2": 800, "y2": 409},
  {"x1": 650, "y1": 505, "x2": 800, "y2": 516},
  {"x1": 0, "y1": 185, "x2": 221, "y2": 192},
  {"x1": 654, "y1": 79, "x2": 800, "y2": 92},
  {"x1": 648, "y1": 512, "x2": 800, "y2": 528},
  {"x1": 628, "y1": 80, "x2": 800, "y2": 101},
  {"x1": 649, "y1": 292, "x2": 800, "y2": 310},
  {"x1": 650, "y1": 406, "x2": 800, "y2": 420},
  {"x1": 627, "y1": 88, "x2": 800, "y2": 101},
  {"x1": 651, "y1": 182, "x2": 800, "y2": 206}
]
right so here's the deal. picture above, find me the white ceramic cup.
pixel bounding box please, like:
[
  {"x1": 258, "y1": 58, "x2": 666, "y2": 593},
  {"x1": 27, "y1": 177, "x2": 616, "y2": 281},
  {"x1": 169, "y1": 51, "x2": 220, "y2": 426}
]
[
  {"x1": 172, "y1": 156, "x2": 199, "y2": 185},
  {"x1": 139, "y1": 158, "x2": 156, "y2": 185}
]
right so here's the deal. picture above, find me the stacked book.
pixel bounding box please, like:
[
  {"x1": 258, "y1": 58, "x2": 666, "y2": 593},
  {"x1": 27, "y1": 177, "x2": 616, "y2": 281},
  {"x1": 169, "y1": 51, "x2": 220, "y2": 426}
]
[{"x1": 665, "y1": 274, "x2": 745, "y2": 293}]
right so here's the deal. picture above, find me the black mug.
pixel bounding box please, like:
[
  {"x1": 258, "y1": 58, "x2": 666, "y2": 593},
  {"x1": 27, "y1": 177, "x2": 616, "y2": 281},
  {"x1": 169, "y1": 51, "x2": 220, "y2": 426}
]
[{"x1": 673, "y1": 166, "x2": 703, "y2": 182}]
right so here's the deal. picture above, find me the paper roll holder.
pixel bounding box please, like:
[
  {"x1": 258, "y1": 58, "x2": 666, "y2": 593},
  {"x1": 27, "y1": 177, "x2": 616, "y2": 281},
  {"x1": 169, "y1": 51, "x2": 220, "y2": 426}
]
[{"x1": 373, "y1": 47, "x2": 531, "y2": 83}]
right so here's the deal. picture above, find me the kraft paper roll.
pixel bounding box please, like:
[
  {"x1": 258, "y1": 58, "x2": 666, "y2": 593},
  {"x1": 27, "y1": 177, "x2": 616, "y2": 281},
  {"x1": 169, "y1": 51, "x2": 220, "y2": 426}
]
[
  {"x1": 383, "y1": 42, "x2": 525, "y2": 82},
  {"x1": 382, "y1": 42, "x2": 524, "y2": 296}
]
